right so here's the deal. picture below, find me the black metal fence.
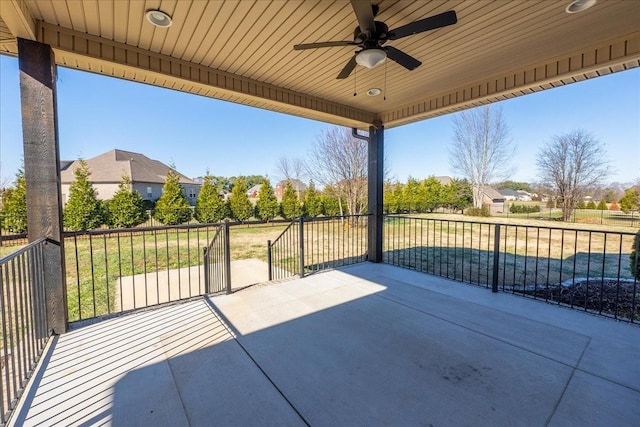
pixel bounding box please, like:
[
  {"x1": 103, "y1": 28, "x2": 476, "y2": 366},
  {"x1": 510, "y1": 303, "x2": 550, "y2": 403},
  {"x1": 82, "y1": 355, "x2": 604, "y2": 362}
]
[
  {"x1": 267, "y1": 215, "x2": 369, "y2": 280},
  {"x1": 496, "y1": 205, "x2": 639, "y2": 228},
  {"x1": 203, "y1": 222, "x2": 231, "y2": 294},
  {"x1": 384, "y1": 216, "x2": 639, "y2": 322},
  {"x1": 63, "y1": 223, "x2": 222, "y2": 322},
  {"x1": 0, "y1": 238, "x2": 50, "y2": 424}
]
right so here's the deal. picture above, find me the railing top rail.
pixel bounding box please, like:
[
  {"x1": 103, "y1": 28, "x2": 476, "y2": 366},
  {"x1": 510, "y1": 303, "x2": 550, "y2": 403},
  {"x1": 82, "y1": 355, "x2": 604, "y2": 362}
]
[
  {"x1": 388, "y1": 214, "x2": 639, "y2": 237},
  {"x1": 60, "y1": 218, "x2": 297, "y2": 238},
  {"x1": 0, "y1": 236, "x2": 46, "y2": 264},
  {"x1": 270, "y1": 220, "x2": 297, "y2": 247},
  {"x1": 205, "y1": 224, "x2": 224, "y2": 251}
]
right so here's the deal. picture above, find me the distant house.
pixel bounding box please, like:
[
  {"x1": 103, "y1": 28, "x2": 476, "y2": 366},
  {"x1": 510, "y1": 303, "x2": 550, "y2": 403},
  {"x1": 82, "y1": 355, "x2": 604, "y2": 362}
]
[
  {"x1": 275, "y1": 179, "x2": 307, "y2": 199},
  {"x1": 247, "y1": 184, "x2": 262, "y2": 198},
  {"x1": 434, "y1": 176, "x2": 453, "y2": 186},
  {"x1": 498, "y1": 188, "x2": 519, "y2": 201},
  {"x1": 60, "y1": 149, "x2": 201, "y2": 206},
  {"x1": 480, "y1": 186, "x2": 505, "y2": 213},
  {"x1": 498, "y1": 188, "x2": 533, "y2": 202}
]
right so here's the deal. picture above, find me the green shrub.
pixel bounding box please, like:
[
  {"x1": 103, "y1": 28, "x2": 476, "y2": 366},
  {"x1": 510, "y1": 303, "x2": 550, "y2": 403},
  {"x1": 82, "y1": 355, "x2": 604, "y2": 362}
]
[
  {"x1": 509, "y1": 204, "x2": 541, "y2": 214},
  {"x1": 465, "y1": 205, "x2": 490, "y2": 217},
  {"x1": 586, "y1": 200, "x2": 597, "y2": 210},
  {"x1": 596, "y1": 199, "x2": 608, "y2": 210}
]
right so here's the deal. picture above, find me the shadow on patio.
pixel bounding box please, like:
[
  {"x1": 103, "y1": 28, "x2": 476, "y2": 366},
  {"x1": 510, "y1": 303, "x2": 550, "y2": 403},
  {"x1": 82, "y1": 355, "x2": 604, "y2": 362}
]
[{"x1": 10, "y1": 264, "x2": 640, "y2": 426}]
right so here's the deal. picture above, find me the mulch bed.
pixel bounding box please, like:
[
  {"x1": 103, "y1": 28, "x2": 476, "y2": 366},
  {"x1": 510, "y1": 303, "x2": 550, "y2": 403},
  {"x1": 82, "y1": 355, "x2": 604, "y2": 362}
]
[{"x1": 521, "y1": 279, "x2": 639, "y2": 321}]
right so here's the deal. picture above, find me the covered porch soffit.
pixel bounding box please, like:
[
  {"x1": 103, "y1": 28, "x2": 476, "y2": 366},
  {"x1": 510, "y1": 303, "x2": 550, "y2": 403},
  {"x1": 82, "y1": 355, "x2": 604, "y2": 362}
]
[{"x1": 1, "y1": 0, "x2": 639, "y2": 130}]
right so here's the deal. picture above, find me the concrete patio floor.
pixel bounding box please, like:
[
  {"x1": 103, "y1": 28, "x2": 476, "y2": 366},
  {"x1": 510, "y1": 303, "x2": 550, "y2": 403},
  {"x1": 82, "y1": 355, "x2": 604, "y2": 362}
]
[{"x1": 10, "y1": 263, "x2": 640, "y2": 426}]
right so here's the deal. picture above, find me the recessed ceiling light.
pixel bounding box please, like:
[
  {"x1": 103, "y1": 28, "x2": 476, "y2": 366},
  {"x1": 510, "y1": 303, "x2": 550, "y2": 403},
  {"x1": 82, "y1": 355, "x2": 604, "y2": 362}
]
[
  {"x1": 565, "y1": 0, "x2": 597, "y2": 14},
  {"x1": 367, "y1": 88, "x2": 382, "y2": 97},
  {"x1": 146, "y1": 10, "x2": 173, "y2": 28}
]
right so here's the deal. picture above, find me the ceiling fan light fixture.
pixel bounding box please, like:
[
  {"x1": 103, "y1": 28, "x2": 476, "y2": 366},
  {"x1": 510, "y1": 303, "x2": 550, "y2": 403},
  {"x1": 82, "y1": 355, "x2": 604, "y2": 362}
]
[
  {"x1": 146, "y1": 10, "x2": 173, "y2": 27},
  {"x1": 565, "y1": 0, "x2": 597, "y2": 13},
  {"x1": 367, "y1": 88, "x2": 382, "y2": 96},
  {"x1": 355, "y1": 49, "x2": 386, "y2": 69}
]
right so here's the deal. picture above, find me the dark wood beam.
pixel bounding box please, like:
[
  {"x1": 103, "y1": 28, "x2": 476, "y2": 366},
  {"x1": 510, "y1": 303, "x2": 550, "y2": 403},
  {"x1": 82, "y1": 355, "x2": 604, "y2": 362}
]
[
  {"x1": 367, "y1": 122, "x2": 384, "y2": 263},
  {"x1": 18, "y1": 38, "x2": 67, "y2": 334}
]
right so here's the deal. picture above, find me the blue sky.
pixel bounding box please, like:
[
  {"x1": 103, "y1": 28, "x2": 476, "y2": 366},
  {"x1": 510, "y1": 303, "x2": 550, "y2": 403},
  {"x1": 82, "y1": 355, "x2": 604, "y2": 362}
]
[{"x1": 1, "y1": 55, "x2": 638, "y2": 187}]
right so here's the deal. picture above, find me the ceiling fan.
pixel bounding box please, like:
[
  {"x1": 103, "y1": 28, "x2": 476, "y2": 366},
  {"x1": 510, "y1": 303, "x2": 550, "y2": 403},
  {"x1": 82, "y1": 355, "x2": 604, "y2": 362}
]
[{"x1": 293, "y1": 0, "x2": 457, "y2": 79}]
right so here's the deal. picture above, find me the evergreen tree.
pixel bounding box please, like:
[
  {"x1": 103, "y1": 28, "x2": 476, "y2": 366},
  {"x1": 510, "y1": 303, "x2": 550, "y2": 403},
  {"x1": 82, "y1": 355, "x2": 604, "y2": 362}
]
[
  {"x1": 194, "y1": 175, "x2": 227, "y2": 223},
  {"x1": 321, "y1": 191, "x2": 341, "y2": 216},
  {"x1": 303, "y1": 181, "x2": 323, "y2": 217},
  {"x1": 419, "y1": 177, "x2": 444, "y2": 212},
  {"x1": 596, "y1": 199, "x2": 608, "y2": 210},
  {"x1": 107, "y1": 175, "x2": 148, "y2": 228},
  {"x1": 228, "y1": 177, "x2": 253, "y2": 222},
  {"x1": 444, "y1": 179, "x2": 473, "y2": 213},
  {"x1": 63, "y1": 160, "x2": 105, "y2": 231},
  {"x1": 1, "y1": 169, "x2": 27, "y2": 233},
  {"x1": 280, "y1": 180, "x2": 302, "y2": 220},
  {"x1": 256, "y1": 179, "x2": 279, "y2": 221},
  {"x1": 403, "y1": 178, "x2": 420, "y2": 213},
  {"x1": 619, "y1": 188, "x2": 639, "y2": 213},
  {"x1": 154, "y1": 169, "x2": 192, "y2": 225},
  {"x1": 585, "y1": 199, "x2": 597, "y2": 209}
]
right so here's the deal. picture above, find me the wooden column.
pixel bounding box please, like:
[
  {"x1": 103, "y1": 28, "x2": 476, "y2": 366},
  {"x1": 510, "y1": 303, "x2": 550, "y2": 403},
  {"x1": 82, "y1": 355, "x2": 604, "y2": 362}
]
[
  {"x1": 367, "y1": 122, "x2": 384, "y2": 263},
  {"x1": 18, "y1": 38, "x2": 67, "y2": 334}
]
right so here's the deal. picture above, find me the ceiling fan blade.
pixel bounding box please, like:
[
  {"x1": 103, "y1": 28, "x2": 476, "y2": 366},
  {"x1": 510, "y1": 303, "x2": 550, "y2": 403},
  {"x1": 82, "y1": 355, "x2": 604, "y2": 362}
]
[
  {"x1": 387, "y1": 10, "x2": 457, "y2": 40},
  {"x1": 337, "y1": 55, "x2": 358, "y2": 79},
  {"x1": 350, "y1": 0, "x2": 376, "y2": 36},
  {"x1": 385, "y1": 46, "x2": 421, "y2": 70},
  {"x1": 294, "y1": 41, "x2": 355, "y2": 50}
]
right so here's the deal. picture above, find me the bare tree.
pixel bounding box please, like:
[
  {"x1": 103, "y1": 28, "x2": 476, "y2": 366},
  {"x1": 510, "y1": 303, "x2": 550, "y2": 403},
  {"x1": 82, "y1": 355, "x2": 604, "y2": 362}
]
[
  {"x1": 306, "y1": 127, "x2": 368, "y2": 216},
  {"x1": 276, "y1": 155, "x2": 306, "y2": 198},
  {"x1": 449, "y1": 106, "x2": 515, "y2": 208},
  {"x1": 537, "y1": 130, "x2": 610, "y2": 221},
  {"x1": 276, "y1": 156, "x2": 305, "y2": 181}
]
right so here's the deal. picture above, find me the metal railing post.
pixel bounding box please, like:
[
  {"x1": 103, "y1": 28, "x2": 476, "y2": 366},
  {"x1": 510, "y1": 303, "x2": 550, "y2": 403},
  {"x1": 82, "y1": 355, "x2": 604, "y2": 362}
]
[
  {"x1": 267, "y1": 240, "x2": 273, "y2": 281},
  {"x1": 224, "y1": 221, "x2": 232, "y2": 294},
  {"x1": 203, "y1": 246, "x2": 210, "y2": 294},
  {"x1": 492, "y1": 224, "x2": 501, "y2": 293},
  {"x1": 299, "y1": 217, "x2": 305, "y2": 278}
]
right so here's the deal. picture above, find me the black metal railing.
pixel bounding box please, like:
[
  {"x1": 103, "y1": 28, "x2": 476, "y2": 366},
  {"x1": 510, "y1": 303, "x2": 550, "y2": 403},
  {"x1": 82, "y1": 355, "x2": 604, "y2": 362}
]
[
  {"x1": 384, "y1": 216, "x2": 639, "y2": 322},
  {"x1": 203, "y1": 222, "x2": 231, "y2": 294},
  {"x1": 267, "y1": 215, "x2": 369, "y2": 280},
  {"x1": 496, "y1": 205, "x2": 639, "y2": 228},
  {"x1": 0, "y1": 238, "x2": 50, "y2": 424},
  {"x1": 63, "y1": 223, "x2": 221, "y2": 322}
]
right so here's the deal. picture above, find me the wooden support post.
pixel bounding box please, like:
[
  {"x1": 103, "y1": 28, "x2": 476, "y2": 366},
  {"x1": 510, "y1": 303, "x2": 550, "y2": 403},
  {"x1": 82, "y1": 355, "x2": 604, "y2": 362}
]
[
  {"x1": 367, "y1": 122, "x2": 384, "y2": 263},
  {"x1": 18, "y1": 38, "x2": 67, "y2": 334}
]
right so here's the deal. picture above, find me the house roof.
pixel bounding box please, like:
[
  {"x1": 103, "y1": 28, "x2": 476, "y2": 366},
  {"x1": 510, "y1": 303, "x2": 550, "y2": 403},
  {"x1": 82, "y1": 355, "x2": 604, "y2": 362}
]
[
  {"x1": 247, "y1": 184, "x2": 262, "y2": 195},
  {"x1": 481, "y1": 186, "x2": 505, "y2": 202},
  {"x1": 276, "y1": 179, "x2": 307, "y2": 191},
  {"x1": 434, "y1": 176, "x2": 453, "y2": 186},
  {"x1": 498, "y1": 188, "x2": 519, "y2": 197},
  {"x1": 1, "y1": 1, "x2": 638, "y2": 130},
  {"x1": 60, "y1": 149, "x2": 198, "y2": 185}
]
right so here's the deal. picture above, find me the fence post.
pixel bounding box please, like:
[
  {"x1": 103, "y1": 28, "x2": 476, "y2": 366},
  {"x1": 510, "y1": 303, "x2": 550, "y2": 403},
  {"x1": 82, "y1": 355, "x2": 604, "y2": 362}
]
[
  {"x1": 267, "y1": 240, "x2": 273, "y2": 281},
  {"x1": 203, "y1": 246, "x2": 210, "y2": 294},
  {"x1": 299, "y1": 217, "x2": 305, "y2": 278},
  {"x1": 224, "y1": 221, "x2": 232, "y2": 294},
  {"x1": 492, "y1": 225, "x2": 501, "y2": 293}
]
